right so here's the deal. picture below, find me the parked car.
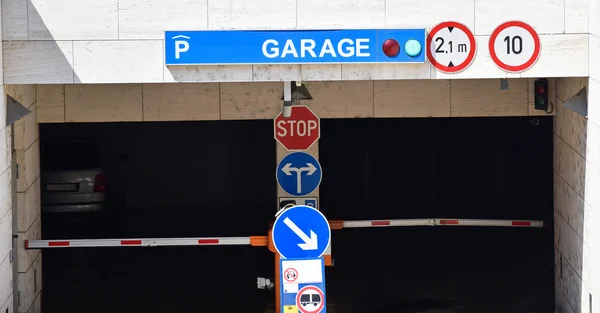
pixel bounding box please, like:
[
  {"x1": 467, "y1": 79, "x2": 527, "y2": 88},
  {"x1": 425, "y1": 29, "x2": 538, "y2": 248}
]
[{"x1": 41, "y1": 141, "x2": 107, "y2": 213}]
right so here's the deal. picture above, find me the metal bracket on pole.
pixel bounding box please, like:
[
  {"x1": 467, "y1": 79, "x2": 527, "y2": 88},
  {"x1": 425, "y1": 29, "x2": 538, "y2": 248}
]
[{"x1": 282, "y1": 81, "x2": 293, "y2": 118}]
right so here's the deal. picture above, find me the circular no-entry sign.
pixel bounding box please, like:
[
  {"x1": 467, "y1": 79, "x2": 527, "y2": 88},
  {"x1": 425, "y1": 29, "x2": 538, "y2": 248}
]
[
  {"x1": 296, "y1": 285, "x2": 325, "y2": 313},
  {"x1": 489, "y1": 21, "x2": 541, "y2": 73},
  {"x1": 284, "y1": 268, "x2": 298, "y2": 282},
  {"x1": 427, "y1": 21, "x2": 477, "y2": 73}
]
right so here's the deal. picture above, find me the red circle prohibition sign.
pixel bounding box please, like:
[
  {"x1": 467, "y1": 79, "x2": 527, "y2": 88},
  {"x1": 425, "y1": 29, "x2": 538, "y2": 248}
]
[
  {"x1": 489, "y1": 21, "x2": 541, "y2": 73},
  {"x1": 426, "y1": 21, "x2": 477, "y2": 73},
  {"x1": 284, "y1": 268, "x2": 298, "y2": 282},
  {"x1": 296, "y1": 285, "x2": 325, "y2": 313}
]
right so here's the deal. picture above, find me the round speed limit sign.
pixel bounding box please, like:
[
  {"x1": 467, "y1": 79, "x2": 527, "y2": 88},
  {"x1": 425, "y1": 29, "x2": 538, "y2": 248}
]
[{"x1": 489, "y1": 21, "x2": 541, "y2": 73}]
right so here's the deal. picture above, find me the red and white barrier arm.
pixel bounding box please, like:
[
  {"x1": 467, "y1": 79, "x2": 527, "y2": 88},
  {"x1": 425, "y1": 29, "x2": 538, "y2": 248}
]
[
  {"x1": 433, "y1": 218, "x2": 544, "y2": 227},
  {"x1": 328, "y1": 218, "x2": 543, "y2": 229},
  {"x1": 25, "y1": 236, "x2": 269, "y2": 249},
  {"x1": 25, "y1": 218, "x2": 543, "y2": 249}
]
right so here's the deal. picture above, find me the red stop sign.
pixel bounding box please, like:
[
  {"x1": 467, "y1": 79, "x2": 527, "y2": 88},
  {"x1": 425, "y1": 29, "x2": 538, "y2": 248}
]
[{"x1": 274, "y1": 106, "x2": 320, "y2": 151}]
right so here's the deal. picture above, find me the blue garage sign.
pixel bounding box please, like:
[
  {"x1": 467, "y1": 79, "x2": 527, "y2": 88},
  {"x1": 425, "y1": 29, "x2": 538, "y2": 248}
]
[
  {"x1": 273, "y1": 205, "x2": 331, "y2": 259},
  {"x1": 277, "y1": 152, "x2": 322, "y2": 197},
  {"x1": 165, "y1": 29, "x2": 426, "y2": 65}
]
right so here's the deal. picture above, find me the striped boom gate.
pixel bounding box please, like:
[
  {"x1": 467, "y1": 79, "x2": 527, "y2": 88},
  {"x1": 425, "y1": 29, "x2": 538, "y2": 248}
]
[{"x1": 25, "y1": 218, "x2": 544, "y2": 249}]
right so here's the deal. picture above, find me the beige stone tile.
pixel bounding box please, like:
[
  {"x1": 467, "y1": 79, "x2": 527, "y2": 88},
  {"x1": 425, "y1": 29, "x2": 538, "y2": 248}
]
[
  {"x1": 555, "y1": 213, "x2": 584, "y2": 282},
  {"x1": 0, "y1": 87, "x2": 5, "y2": 131},
  {"x1": 297, "y1": 0, "x2": 385, "y2": 29},
  {"x1": 3, "y1": 0, "x2": 28, "y2": 39},
  {"x1": 583, "y1": 200, "x2": 599, "y2": 246},
  {"x1": 589, "y1": 78, "x2": 600, "y2": 126},
  {"x1": 586, "y1": 120, "x2": 600, "y2": 169},
  {"x1": 451, "y1": 79, "x2": 528, "y2": 117},
  {"x1": 16, "y1": 140, "x2": 39, "y2": 193},
  {"x1": 28, "y1": 0, "x2": 118, "y2": 40},
  {"x1": 556, "y1": 77, "x2": 588, "y2": 103},
  {"x1": 474, "y1": 0, "x2": 564, "y2": 35},
  {"x1": 0, "y1": 128, "x2": 10, "y2": 177},
  {"x1": 386, "y1": 0, "x2": 474, "y2": 29},
  {"x1": 0, "y1": 255, "x2": 11, "y2": 310},
  {"x1": 220, "y1": 82, "x2": 282, "y2": 120},
  {"x1": 119, "y1": 0, "x2": 208, "y2": 39},
  {"x1": 0, "y1": 170, "x2": 12, "y2": 226},
  {"x1": 554, "y1": 172, "x2": 585, "y2": 238},
  {"x1": 142, "y1": 83, "x2": 220, "y2": 121},
  {"x1": 25, "y1": 293, "x2": 40, "y2": 313},
  {"x1": 208, "y1": 0, "x2": 295, "y2": 30},
  {"x1": 36, "y1": 85, "x2": 65, "y2": 123},
  {"x1": 555, "y1": 97, "x2": 587, "y2": 157},
  {"x1": 13, "y1": 103, "x2": 39, "y2": 151},
  {"x1": 65, "y1": 84, "x2": 143, "y2": 122},
  {"x1": 374, "y1": 80, "x2": 450, "y2": 118},
  {"x1": 165, "y1": 65, "x2": 253, "y2": 83},
  {"x1": 73, "y1": 41, "x2": 162, "y2": 83},
  {"x1": 5, "y1": 84, "x2": 35, "y2": 108},
  {"x1": 584, "y1": 161, "x2": 600, "y2": 212},
  {"x1": 4, "y1": 41, "x2": 74, "y2": 84},
  {"x1": 17, "y1": 216, "x2": 41, "y2": 273},
  {"x1": 554, "y1": 134, "x2": 586, "y2": 198},
  {"x1": 521, "y1": 35, "x2": 589, "y2": 78},
  {"x1": 0, "y1": 294, "x2": 14, "y2": 313},
  {"x1": 0, "y1": 211, "x2": 11, "y2": 268},
  {"x1": 253, "y1": 65, "x2": 301, "y2": 81},
  {"x1": 342, "y1": 63, "x2": 430, "y2": 80},
  {"x1": 300, "y1": 65, "x2": 342, "y2": 81},
  {"x1": 528, "y1": 78, "x2": 556, "y2": 116},
  {"x1": 16, "y1": 178, "x2": 40, "y2": 233},
  {"x1": 565, "y1": 0, "x2": 589, "y2": 33},
  {"x1": 17, "y1": 253, "x2": 41, "y2": 313},
  {"x1": 301, "y1": 81, "x2": 373, "y2": 118},
  {"x1": 590, "y1": 35, "x2": 600, "y2": 80}
]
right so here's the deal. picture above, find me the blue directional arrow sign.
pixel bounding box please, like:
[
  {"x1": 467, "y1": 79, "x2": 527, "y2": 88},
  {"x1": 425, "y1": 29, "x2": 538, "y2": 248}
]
[
  {"x1": 272, "y1": 205, "x2": 331, "y2": 259},
  {"x1": 277, "y1": 152, "x2": 322, "y2": 196}
]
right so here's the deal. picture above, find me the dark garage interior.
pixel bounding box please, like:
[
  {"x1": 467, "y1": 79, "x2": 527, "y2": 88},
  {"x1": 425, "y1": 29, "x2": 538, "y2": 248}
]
[{"x1": 39, "y1": 116, "x2": 554, "y2": 313}]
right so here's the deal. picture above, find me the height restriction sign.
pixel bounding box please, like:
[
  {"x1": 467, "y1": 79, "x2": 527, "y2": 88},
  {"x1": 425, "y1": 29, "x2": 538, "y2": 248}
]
[{"x1": 426, "y1": 21, "x2": 477, "y2": 73}]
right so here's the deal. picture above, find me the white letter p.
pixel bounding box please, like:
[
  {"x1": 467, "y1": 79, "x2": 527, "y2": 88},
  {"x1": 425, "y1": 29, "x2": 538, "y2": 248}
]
[{"x1": 175, "y1": 40, "x2": 189, "y2": 59}]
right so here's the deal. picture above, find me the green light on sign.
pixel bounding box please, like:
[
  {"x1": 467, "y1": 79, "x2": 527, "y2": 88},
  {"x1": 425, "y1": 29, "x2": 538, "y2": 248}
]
[{"x1": 404, "y1": 39, "x2": 422, "y2": 57}]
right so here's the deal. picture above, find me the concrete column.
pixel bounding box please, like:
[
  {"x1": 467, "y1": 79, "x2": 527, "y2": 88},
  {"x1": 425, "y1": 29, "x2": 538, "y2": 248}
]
[
  {"x1": 0, "y1": 68, "x2": 14, "y2": 313},
  {"x1": 5, "y1": 85, "x2": 41, "y2": 313},
  {"x1": 554, "y1": 8, "x2": 600, "y2": 309},
  {"x1": 587, "y1": 6, "x2": 600, "y2": 312},
  {"x1": 553, "y1": 77, "x2": 591, "y2": 313}
]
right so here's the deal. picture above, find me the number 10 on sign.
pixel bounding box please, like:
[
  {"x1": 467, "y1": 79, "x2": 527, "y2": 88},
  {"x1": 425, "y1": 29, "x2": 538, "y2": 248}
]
[{"x1": 489, "y1": 21, "x2": 541, "y2": 73}]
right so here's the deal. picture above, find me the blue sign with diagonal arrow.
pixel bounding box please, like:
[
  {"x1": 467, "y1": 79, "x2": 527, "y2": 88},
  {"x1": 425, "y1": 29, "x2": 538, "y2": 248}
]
[{"x1": 272, "y1": 205, "x2": 331, "y2": 259}]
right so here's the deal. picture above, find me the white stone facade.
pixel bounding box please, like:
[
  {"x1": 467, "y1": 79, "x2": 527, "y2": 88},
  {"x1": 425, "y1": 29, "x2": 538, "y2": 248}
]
[
  {"x1": 0, "y1": 1, "x2": 598, "y2": 313},
  {"x1": 0, "y1": 0, "x2": 593, "y2": 84}
]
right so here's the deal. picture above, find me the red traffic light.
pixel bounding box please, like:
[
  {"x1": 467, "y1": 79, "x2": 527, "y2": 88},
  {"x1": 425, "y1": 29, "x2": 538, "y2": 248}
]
[{"x1": 382, "y1": 39, "x2": 400, "y2": 57}]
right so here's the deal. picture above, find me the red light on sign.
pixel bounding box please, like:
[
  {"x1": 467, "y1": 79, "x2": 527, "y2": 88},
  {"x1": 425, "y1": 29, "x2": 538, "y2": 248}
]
[{"x1": 382, "y1": 39, "x2": 400, "y2": 57}]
